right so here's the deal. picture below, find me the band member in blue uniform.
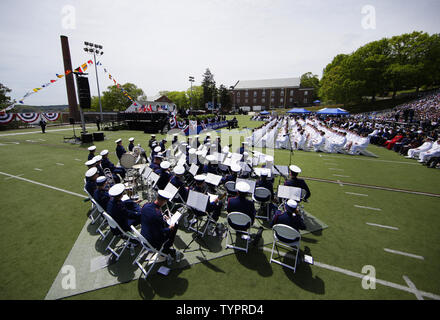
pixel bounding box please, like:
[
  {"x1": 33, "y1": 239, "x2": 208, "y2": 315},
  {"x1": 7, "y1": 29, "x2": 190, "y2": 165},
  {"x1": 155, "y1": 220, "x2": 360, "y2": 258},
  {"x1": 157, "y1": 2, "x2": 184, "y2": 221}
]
[
  {"x1": 171, "y1": 134, "x2": 179, "y2": 146},
  {"x1": 226, "y1": 181, "x2": 255, "y2": 231},
  {"x1": 148, "y1": 134, "x2": 157, "y2": 151},
  {"x1": 92, "y1": 155, "x2": 105, "y2": 176},
  {"x1": 284, "y1": 165, "x2": 311, "y2": 201},
  {"x1": 255, "y1": 169, "x2": 274, "y2": 200},
  {"x1": 202, "y1": 155, "x2": 219, "y2": 175},
  {"x1": 85, "y1": 167, "x2": 99, "y2": 196},
  {"x1": 149, "y1": 152, "x2": 163, "y2": 171},
  {"x1": 170, "y1": 166, "x2": 188, "y2": 203},
  {"x1": 140, "y1": 190, "x2": 181, "y2": 257},
  {"x1": 191, "y1": 175, "x2": 223, "y2": 223},
  {"x1": 107, "y1": 184, "x2": 141, "y2": 233},
  {"x1": 203, "y1": 133, "x2": 211, "y2": 145},
  {"x1": 156, "y1": 161, "x2": 172, "y2": 190},
  {"x1": 159, "y1": 139, "x2": 167, "y2": 152},
  {"x1": 128, "y1": 137, "x2": 135, "y2": 152},
  {"x1": 88, "y1": 146, "x2": 97, "y2": 161},
  {"x1": 115, "y1": 138, "x2": 126, "y2": 161},
  {"x1": 93, "y1": 176, "x2": 110, "y2": 209},
  {"x1": 151, "y1": 146, "x2": 162, "y2": 162},
  {"x1": 221, "y1": 163, "x2": 240, "y2": 185},
  {"x1": 270, "y1": 200, "x2": 306, "y2": 237},
  {"x1": 100, "y1": 149, "x2": 126, "y2": 181}
]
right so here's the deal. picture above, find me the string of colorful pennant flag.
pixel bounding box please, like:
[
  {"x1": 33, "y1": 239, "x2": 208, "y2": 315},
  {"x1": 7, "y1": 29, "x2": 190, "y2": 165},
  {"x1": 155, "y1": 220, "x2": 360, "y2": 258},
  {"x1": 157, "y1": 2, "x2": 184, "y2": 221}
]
[{"x1": 1, "y1": 60, "x2": 94, "y2": 113}]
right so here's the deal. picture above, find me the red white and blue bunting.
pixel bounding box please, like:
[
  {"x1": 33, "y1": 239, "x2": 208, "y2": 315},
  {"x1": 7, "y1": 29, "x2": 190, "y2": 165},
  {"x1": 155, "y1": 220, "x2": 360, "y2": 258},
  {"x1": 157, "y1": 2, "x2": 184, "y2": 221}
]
[
  {"x1": 43, "y1": 113, "x2": 60, "y2": 122},
  {"x1": 16, "y1": 113, "x2": 41, "y2": 123},
  {"x1": 0, "y1": 112, "x2": 15, "y2": 124}
]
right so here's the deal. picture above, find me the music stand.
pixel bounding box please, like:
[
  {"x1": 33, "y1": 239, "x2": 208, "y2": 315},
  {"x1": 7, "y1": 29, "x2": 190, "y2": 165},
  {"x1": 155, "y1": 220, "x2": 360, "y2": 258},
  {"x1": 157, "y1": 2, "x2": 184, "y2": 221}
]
[
  {"x1": 277, "y1": 185, "x2": 302, "y2": 202},
  {"x1": 183, "y1": 190, "x2": 210, "y2": 253}
]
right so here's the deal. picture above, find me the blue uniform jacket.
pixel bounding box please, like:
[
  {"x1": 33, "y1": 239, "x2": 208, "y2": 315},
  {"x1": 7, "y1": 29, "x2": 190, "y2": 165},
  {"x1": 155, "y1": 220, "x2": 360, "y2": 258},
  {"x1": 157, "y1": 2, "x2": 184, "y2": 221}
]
[
  {"x1": 116, "y1": 145, "x2": 126, "y2": 160},
  {"x1": 93, "y1": 188, "x2": 110, "y2": 210},
  {"x1": 106, "y1": 198, "x2": 141, "y2": 233},
  {"x1": 284, "y1": 178, "x2": 311, "y2": 200},
  {"x1": 85, "y1": 180, "x2": 97, "y2": 197},
  {"x1": 270, "y1": 210, "x2": 306, "y2": 231},
  {"x1": 227, "y1": 196, "x2": 255, "y2": 224},
  {"x1": 141, "y1": 202, "x2": 172, "y2": 249}
]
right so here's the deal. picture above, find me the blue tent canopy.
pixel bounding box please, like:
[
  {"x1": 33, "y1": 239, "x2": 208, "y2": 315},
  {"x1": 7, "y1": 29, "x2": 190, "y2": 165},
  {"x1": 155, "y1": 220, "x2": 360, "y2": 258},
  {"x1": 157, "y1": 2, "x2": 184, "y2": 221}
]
[
  {"x1": 313, "y1": 100, "x2": 321, "y2": 103},
  {"x1": 260, "y1": 111, "x2": 270, "y2": 115},
  {"x1": 286, "y1": 108, "x2": 311, "y2": 114},
  {"x1": 316, "y1": 108, "x2": 349, "y2": 115}
]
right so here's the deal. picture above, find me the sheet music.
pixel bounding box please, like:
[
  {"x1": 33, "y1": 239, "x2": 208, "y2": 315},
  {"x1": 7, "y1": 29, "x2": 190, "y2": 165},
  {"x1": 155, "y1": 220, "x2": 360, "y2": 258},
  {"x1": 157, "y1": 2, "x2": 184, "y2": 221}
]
[
  {"x1": 147, "y1": 171, "x2": 159, "y2": 188},
  {"x1": 274, "y1": 165, "x2": 289, "y2": 177},
  {"x1": 239, "y1": 162, "x2": 252, "y2": 173},
  {"x1": 164, "y1": 182, "x2": 179, "y2": 200},
  {"x1": 167, "y1": 211, "x2": 182, "y2": 226},
  {"x1": 277, "y1": 185, "x2": 302, "y2": 201},
  {"x1": 187, "y1": 190, "x2": 209, "y2": 212},
  {"x1": 142, "y1": 167, "x2": 152, "y2": 180},
  {"x1": 189, "y1": 164, "x2": 199, "y2": 176},
  {"x1": 177, "y1": 156, "x2": 186, "y2": 167},
  {"x1": 230, "y1": 153, "x2": 243, "y2": 163},
  {"x1": 222, "y1": 157, "x2": 233, "y2": 167},
  {"x1": 205, "y1": 173, "x2": 222, "y2": 186},
  {"x1": 236, "y1": 178, "x2": 256, "y2": 195},
  {"x1": 254, "y1": 167, "x2": 271, "y2": 177},
  {"x1": 208, "y1": 193, "x2": 218, "y2": 203},
  {"x1": 213, "y1": 152, "x2": 225, "y2": 163}
]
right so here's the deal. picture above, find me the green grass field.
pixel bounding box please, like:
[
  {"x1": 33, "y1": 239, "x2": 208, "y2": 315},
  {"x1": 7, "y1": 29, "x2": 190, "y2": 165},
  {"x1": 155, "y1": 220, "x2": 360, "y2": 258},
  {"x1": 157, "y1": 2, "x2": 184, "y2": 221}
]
[{"x1": 0, "y1": 115, "x2": 439, "y2": 300}]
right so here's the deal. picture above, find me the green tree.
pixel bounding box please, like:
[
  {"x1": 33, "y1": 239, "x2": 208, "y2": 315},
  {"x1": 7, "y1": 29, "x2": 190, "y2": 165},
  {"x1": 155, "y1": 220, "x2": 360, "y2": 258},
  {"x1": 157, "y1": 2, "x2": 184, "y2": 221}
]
[
  {"x1": 164, "y1": 91, "x2": 189, "y2": 109},
  {"x1": 0, "y1": 83, "x2": 13, "y2": 109},
  {"x1": 201, "y1": 68, "x2": 216, "y2": 109},
  {"x1": 218, "y1": 84, "x2": 231, "y2": 110},
  {"x1": 300, "y1": 72, "x2": 320, "y2": 100},
  {"x1": 186, "y1": 85, "x2": 204, "y2": 110},
  {"x1": 101, "y1": 83, "x2": 144, "y2": 111}
]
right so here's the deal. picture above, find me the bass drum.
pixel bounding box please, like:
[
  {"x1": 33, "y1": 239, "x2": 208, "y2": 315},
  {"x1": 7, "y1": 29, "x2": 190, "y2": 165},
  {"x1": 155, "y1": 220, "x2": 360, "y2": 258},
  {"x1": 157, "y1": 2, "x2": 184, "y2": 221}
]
[{"x1": 120, "y1": 152, "x2": 136, "y2": 168}]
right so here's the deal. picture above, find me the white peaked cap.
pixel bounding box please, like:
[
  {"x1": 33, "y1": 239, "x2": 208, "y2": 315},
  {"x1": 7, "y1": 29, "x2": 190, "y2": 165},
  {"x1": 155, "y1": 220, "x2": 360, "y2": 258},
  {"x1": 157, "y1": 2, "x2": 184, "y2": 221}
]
[
  {"x1": 289, "y1": 165, "x2": 302, "y2": 173},
  {"x1": 286, "y1": 199, "x2": 298, "y2": 209},
  {"x1": 194, "y1": 174, "x2": 206, "y2": 182},
  {"x1": 154, "y1": 146, "x2": 162, "y2": 152},
  {"x1": 96, "y1": 176, "x2": 107, "y2": 184},
  {"x1": 231, "y1": 164, "x2": 241, "y2": 172},
  {"x1": 158, "y1": 190, "x2": 172, "y2": 200},
  {"x1": 236, "y1": 181, "x2": 250, "y2": 193},
  {"x1": 160, "y1": 161, "x2": 171, "y2": 169},
  {"x1": 85, "y1": 159, "x2": 96, "y2": 166},
  {"x1": 100, "y1": 149, "x2": 109, "y2": 156},
  {"x1": 93, "y1": 155, "x2": 102, "y2": 162},
  {"x1": 115, "y1": 138, "x2": 122, "y2": 143},
  {"x1": 265, "y1": 155, "x2": 274, "y2": 162},
  {"x1": 85, "y1": 167, "x2": 98, "y2": 178},
  {"x1": 188, "y1": 148, "x2": 196, "y2": 154},
  {"x1": 88, "y1": 146, "x2": 96, "y2": 151},
  {"x1": 173, "y1": 166, "x2": 185, "y2": 175},
  {"x1": 109, "y1": 183, "x2": 125, "y2": 197},
  {"x1": 129, "y1": 137, "x2": 134, "y2": 142},
  {"x1": 206, "y1": 155, "x2": 215, "y2": 162}
]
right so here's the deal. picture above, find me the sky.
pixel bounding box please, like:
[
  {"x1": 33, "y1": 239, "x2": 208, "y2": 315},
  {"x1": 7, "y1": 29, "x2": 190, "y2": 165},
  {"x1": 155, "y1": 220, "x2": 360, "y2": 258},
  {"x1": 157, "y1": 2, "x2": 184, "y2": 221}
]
[{"x1": 1, "y1": 0, "x2": 439, "y2": 106}]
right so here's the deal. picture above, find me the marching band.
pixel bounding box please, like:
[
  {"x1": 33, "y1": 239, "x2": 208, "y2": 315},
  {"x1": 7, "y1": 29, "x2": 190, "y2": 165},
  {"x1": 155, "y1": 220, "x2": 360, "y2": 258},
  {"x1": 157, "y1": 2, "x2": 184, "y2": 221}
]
[{"x1": 83, "y1": 131, "x2": 311, "y2": 264}]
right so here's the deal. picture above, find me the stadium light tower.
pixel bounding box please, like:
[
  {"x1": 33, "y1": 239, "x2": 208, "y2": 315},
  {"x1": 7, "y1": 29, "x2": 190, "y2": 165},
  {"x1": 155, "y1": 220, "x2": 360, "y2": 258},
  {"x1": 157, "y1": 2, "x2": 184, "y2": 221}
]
[
  {"x1": 189, "y1": 76, "x2": 194, "y2": 111},
  {"x1": 83, "y1": 42, "x2": 104, "y2": 122}
]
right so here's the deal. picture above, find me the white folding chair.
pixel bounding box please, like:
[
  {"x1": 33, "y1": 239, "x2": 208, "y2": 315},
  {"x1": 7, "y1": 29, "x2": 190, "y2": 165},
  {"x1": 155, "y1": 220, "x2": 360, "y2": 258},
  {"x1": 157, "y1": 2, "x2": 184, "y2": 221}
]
[
  {"x1": 101, "y1": 211, "x2": 138, "y2": 261},
  {"x1": 83, "y1": 186, "x2": 99, "y2": 225},
  {"x1": 130, "y1": 226, "x2": 173, "y2": 279},
  {"x1": 253, "y1": 187, "x2": 271, "y2": 221},
  {"x1": 270, "y1": 224, "x2": 301, "y2": 272},
  {"x1": 225, "y1": 212, "x2": 252, "y2": 253},
  {"x1": 89, "y1": 198, "x2": 110, "y2": 240}
]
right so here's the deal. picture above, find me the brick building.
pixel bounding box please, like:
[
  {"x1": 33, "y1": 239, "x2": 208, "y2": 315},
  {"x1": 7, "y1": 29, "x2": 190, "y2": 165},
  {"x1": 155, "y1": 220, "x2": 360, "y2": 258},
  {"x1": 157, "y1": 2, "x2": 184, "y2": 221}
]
[{"x1": 230, "y1": 77, "x2": 314, "y2": 111}]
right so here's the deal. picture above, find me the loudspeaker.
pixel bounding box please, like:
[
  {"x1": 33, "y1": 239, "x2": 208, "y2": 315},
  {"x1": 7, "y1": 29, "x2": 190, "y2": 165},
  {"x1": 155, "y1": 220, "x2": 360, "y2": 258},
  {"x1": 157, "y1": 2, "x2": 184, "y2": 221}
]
[
  {"x1": 81, "y1": 133, "x2": 93, "y2": 143},
  {"x1": 76, "y1": 76, "x2": 91, "y2": 109},
  {"x1": 69, "y1": 117, "x2": 75, "y2": 125},
  {"x1": 93, "y1": 132, "x2": 104, "y2": 141}
]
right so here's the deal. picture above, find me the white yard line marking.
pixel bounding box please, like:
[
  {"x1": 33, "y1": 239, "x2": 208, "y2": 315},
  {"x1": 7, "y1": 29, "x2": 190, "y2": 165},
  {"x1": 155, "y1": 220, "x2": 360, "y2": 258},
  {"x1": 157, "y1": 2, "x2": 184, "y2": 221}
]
[
  {"x1": 56, "y1": 163, "x2": 64, "y2": 166},
  {"x1": 318, "y1": 154, "x2": 419, "y2": 166},
  {"x1": 0, "y1": 171, "x2": 87, "y2": 199},
  {"x1": 384, "y1": 248, "x2": 424, "y2": 260},
  {"x1": 4, "y1": 173, "x2": 24, "y2": 180},
  {"x1": 333, "y1": 174, "x2": 350, "y2": 178},
  {"x1": 403, "y1": 276, "x2": 424, "y2": 300},
  {"x1": 34, "y1": 168, "x2": 43, "y2": 171},
  {"x1": 366, "y1": 223, "x2": 399, "y2": 230},
  {"x1": 74, "y1": 159, "x2": 82, "y2": 162},
  {"x1": 260, "y1": 247, "x2": 439, "y2": 300},
  {"x1": 337, "y1": 180, "x2": 344, "y2": 187},
  {"x1": 354, "y1": 205, "x2": 382, "y2": 211},
  {"x1": 345, "y1": 192, "x2": 368, "y2": 197},
  {"x1": 329, "y1": 168, "x2": 344, "y2": 171}
]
